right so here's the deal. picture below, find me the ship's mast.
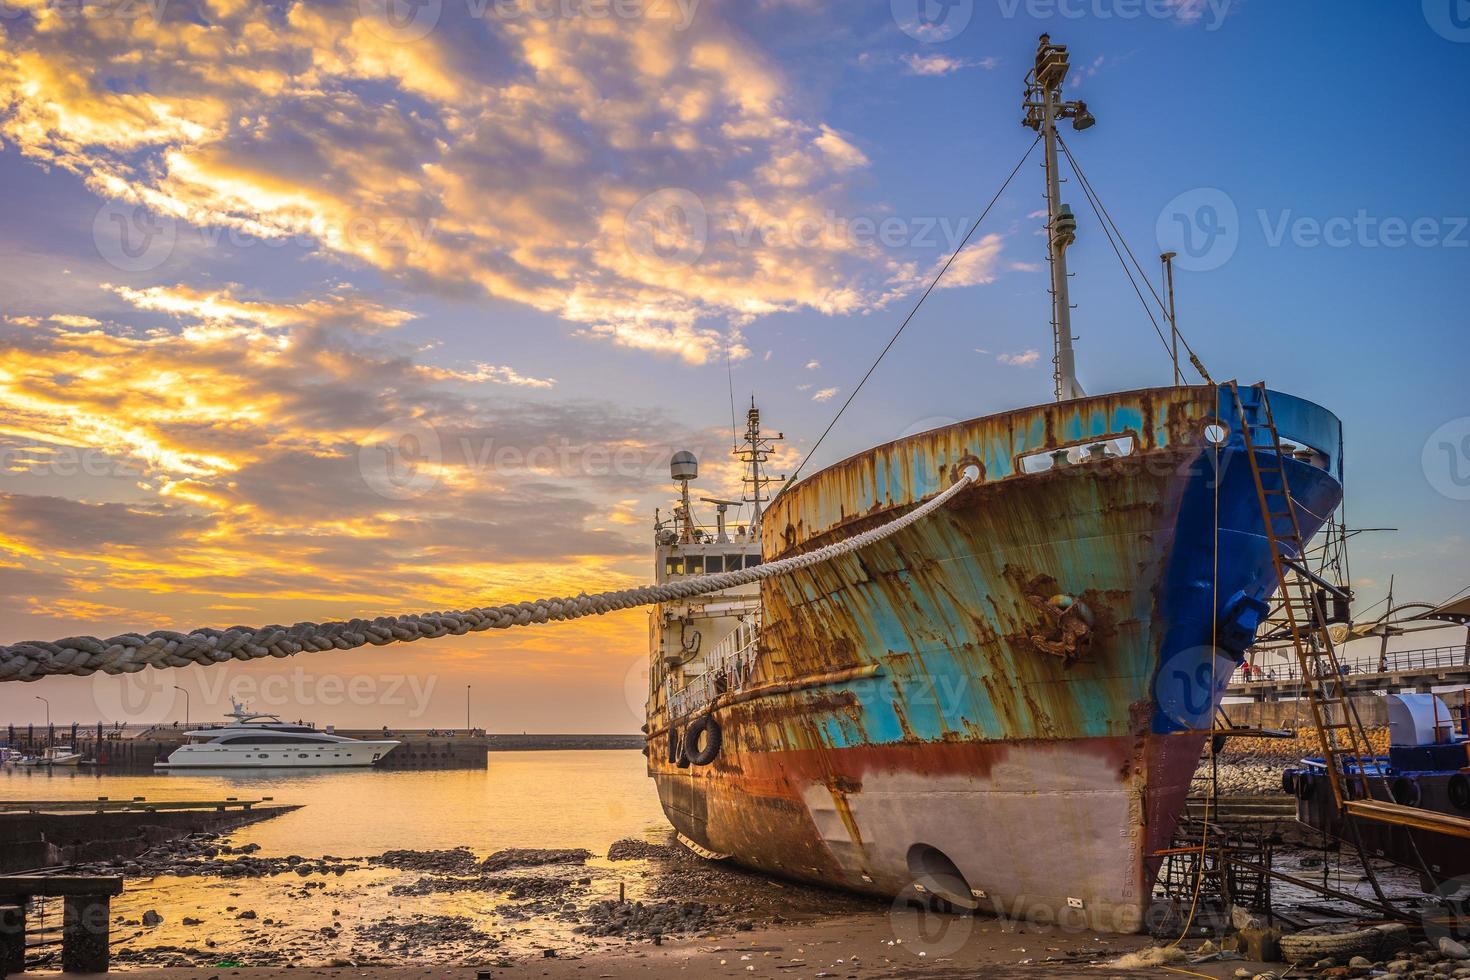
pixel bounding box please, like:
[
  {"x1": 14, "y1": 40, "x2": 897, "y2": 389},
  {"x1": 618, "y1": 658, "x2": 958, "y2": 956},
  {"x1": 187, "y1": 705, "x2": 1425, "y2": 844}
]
[
  {"x1": 1023, "y1": 35, "x2": 1096, "y2": 402},
  {"x1": 737, "y1": 400, "x2": 783, "y2": 529}
]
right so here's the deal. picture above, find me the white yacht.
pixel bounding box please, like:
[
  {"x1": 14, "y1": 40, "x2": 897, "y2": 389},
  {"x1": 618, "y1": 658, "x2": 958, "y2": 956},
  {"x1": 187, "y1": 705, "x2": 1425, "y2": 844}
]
[{"x1": 156, "y1": 702, "x2": 399, "y2": 769}]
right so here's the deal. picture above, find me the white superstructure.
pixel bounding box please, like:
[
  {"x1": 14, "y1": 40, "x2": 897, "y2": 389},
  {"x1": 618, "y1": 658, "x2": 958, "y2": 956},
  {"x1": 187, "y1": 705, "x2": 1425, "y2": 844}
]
[{"x1": 156, "y1": 702, "x2": 398, "y2": 769}]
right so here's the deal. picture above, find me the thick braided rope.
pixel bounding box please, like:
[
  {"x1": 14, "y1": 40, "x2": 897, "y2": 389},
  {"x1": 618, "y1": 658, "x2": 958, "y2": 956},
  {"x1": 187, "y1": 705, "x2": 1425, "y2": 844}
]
[{"x1": 0, "y1": 471, "x2": 975, "y2": 681}]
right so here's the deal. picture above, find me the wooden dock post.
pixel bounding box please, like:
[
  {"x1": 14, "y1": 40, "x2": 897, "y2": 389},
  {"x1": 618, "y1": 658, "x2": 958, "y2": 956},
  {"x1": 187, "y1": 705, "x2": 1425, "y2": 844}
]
[
  {"x1": 0, "y1": 876, "x2": 123, "y2": 975},
  {"x1": 0, "y1": 901, "x2": 24, "y2": 976},
  {"x1": 61, "y1": 893, "x2": 111, "y2": 973}
]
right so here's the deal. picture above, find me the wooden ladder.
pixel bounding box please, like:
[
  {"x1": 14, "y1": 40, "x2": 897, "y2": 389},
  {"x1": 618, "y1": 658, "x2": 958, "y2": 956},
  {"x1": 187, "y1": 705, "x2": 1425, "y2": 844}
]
[
  {"x1": 1229, "y1": 381, "x2": 1373, "y2": 807},
  {"x1": 1229, "y1": 381, "x2": 1470, "y2": 839}
]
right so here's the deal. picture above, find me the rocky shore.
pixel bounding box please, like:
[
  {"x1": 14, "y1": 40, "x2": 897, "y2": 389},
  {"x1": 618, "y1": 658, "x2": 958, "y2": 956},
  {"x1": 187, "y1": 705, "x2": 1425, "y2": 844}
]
[
  {"x1": 36, "y1": 826, "x2": 1470, "y2": 979},
  {"x1": 1190, "y1": 724, "x2": 1392, "y2": 798},
  {"x1": 38, "y1": 829, "x2": 875, "y2": 972}
]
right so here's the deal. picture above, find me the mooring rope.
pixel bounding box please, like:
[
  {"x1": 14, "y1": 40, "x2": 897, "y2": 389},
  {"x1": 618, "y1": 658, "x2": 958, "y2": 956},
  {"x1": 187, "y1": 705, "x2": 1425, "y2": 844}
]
[{"x1": 0, "y1": 469, "x2": 978, "y2": 681}]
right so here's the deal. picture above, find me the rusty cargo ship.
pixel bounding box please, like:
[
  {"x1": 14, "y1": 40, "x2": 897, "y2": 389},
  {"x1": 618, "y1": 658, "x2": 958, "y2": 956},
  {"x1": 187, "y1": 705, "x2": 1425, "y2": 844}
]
[{"x1": 642, "y1": 36, "x2": 1345, "y2": 932}]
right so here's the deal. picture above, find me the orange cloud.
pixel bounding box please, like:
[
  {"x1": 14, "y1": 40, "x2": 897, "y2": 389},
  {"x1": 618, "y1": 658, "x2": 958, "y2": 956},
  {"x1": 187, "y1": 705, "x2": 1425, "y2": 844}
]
[{"x1": 0, "y1": 1, "x2": 1008, "y2": 365}]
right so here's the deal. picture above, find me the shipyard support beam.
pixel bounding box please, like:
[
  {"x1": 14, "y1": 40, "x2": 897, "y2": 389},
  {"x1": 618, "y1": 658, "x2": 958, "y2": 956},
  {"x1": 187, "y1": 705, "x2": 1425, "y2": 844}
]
[{"x1": 0, "y1": 469, "x2": 980, "y2": 681}]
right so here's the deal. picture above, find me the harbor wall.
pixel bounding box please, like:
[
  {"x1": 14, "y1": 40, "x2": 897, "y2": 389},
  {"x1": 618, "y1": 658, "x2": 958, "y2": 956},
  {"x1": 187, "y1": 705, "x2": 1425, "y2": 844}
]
[
  {"x1": 3, "y1": 731, "x2": 490, "y2": 770},
  {"x1": 2, "y1": 730, "x2": 642, "y2": 771},
  {"x1": 1223, "y1": 693, "x2": 1389, "y2": 730},
  {"x1": 0, "y1": 804, "x2": 299, "y2": 874},
  {"x1": 1211, "y1": 693, "x2": 1393, "y2": 793}
]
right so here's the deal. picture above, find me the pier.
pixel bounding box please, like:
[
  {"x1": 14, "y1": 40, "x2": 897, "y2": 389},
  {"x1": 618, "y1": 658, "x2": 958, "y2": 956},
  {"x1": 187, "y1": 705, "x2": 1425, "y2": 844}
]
[
  {"x1": 1228, "y1": 644, "x2": 1470, "y2": 701},
  {"x1": 3, "y1": 727, "x2": 494, "y2": 771},
  {"x1": 1, "y1": 728, "x2": 643, "y2": 772},
  {"x1": 0, "y1": 797, "x2": 300, "y2": 874}
]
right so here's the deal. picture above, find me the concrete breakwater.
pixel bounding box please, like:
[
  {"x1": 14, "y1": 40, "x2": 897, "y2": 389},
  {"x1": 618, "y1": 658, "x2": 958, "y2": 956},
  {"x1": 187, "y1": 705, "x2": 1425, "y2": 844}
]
[
  {"x1": 2, "y1": 730, "x2": 639, "y2": 771},
  {"x1": 1199, "y1": 694, "x2": 1393, "y2": 797},
  {"x1": 484, "y1": 734, "x2": 643, "y2": 751},
  {"x1": 0, "y1": 800, "x2": 299, "y2": 873}
]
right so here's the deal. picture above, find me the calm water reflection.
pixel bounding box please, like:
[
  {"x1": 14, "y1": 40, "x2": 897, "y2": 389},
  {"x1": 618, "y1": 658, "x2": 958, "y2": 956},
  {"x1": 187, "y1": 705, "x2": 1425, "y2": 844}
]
[
  {"x1": 0, "y1": 750, "x2": 665, "y2": 856},
  {"x1": 1, "y1": 751, "x2": 670, "y2": 964}
]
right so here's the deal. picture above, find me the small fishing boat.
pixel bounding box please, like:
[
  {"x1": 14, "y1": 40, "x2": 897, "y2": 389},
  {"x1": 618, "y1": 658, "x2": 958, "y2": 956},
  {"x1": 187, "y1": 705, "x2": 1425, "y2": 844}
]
[
  {"x1": 1286, "y1": 693, "x2": 1470, "y2": 890},
  {"x1": 14, "y1": 745, "x2": 83, "y2": 767}
]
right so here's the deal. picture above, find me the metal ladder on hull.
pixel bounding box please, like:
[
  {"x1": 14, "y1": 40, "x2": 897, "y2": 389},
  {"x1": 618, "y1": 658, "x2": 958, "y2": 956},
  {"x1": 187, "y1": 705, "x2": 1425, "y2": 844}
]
[{"x1": 1229, "y1": 381, "x2": 1470, "y2": 839}]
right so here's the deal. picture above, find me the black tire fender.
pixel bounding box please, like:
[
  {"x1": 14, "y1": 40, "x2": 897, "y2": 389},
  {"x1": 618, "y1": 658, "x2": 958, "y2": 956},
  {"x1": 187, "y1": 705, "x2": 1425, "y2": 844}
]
[
  {"x1": 1281, "y1": 771, "x2": 1296, "y2": 796},
  {"x1": 1392, "y1": 776, "x2": 1421, "y2": 807},
  {"x1": 1450, "y1": 774, "x2": 1470, "y2": 811},
  {"x1": 683, "y1": 714, "x2": 722, "y2": 766}
]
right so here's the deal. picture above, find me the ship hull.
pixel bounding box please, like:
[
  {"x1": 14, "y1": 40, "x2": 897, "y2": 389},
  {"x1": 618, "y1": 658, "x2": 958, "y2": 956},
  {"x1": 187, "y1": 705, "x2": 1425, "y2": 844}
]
[
  {"x1": 648, "y1": 386, "x2": 1344, "y2": 931},
  {"x1": 656, "y1": 732, "x2": 1204, "y2": 931}
]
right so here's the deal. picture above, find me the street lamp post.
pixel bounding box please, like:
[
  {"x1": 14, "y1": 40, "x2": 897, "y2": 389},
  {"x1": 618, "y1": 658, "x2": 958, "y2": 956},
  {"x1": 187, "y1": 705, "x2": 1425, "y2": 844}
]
[
  {"x1": 174, "y1": 686, "x2": 190, "y2": 729},
  {"x1": 466, "y1": 685, "x2": 471, "y2": 734},
  {"x1": 35, "y1": 695, "x2": 49, "y2": 750}
]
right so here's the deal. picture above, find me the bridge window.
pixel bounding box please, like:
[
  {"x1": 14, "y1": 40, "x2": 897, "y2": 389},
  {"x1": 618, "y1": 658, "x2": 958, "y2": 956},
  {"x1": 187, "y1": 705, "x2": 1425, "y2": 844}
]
[
  {"x1": 745, "y1": 554, "x2": 762, "y2": 569},
  {"x1": 686, "y1": 555, "x2": 704, "y2": 575},
  {"x1": 664, "y1": 557, "x2": 683, "y2": 577},
  {"x1": 706, "y1": 555, "x2": 724, "y2": 573}
]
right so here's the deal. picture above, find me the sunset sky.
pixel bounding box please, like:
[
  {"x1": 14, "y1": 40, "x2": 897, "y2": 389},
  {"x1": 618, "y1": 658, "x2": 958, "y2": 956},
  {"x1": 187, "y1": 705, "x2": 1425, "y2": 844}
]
[{"x1": 1, "y1": 0, "x2": 1466, "y2": 731}]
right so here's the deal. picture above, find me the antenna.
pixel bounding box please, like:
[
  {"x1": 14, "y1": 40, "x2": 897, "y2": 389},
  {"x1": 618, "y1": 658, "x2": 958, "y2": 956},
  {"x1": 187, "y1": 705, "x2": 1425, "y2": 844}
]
[
  {"x1": 1161, "y1": 251, "x2": 1180, "y2": 385},
  {"x1": 700, "y1": 497, "x2": 740, "y2": 543},
  {"x1": 737, "y1": 399, "x2": 783, "y2": 529},
  {"x1": 725, "y1": 341, "x2": 738, "y2": 452},
  {"x1": 1023, "y1": 34, "x2": 1096, "y2": 402}
]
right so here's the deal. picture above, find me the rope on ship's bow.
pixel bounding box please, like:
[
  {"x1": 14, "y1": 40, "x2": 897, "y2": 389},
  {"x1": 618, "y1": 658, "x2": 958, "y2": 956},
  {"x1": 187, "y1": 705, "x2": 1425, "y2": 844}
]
[{"x1": 0, "y1": 468, "x2": 979, "y2": 682}]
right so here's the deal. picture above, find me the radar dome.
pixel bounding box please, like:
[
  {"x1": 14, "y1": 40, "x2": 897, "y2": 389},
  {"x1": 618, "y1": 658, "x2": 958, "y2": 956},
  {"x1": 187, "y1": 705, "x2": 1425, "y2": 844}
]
[{"x1": 670, "y1": 450, "x2": 698, "y2": 482}]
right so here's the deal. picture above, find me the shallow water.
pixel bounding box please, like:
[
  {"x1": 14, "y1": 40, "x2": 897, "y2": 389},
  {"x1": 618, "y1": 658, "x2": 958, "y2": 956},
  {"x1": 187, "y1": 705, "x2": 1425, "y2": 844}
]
[
  {"x1": 0, "y1": 750, "x2": 666, "y2": 855},
  {"x1": 2, "y1": 751, "x2": 678, "y2": 967}
]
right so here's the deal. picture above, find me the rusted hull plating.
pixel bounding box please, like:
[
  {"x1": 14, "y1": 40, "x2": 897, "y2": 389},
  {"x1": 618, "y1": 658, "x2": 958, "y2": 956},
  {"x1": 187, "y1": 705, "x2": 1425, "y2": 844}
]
[{"x1": 648, "y1": 386, "x2": 1344, "y2": 931}]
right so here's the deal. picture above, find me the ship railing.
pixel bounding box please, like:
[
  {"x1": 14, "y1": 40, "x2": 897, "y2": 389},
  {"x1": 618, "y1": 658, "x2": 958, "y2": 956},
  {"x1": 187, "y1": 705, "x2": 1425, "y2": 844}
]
[
  {"x1": 1233, "y1": 644, "x2": 1470, "y2": 683},
  {"x1": 667, "y1": 612, "x2": 762, "y2": 720}
]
